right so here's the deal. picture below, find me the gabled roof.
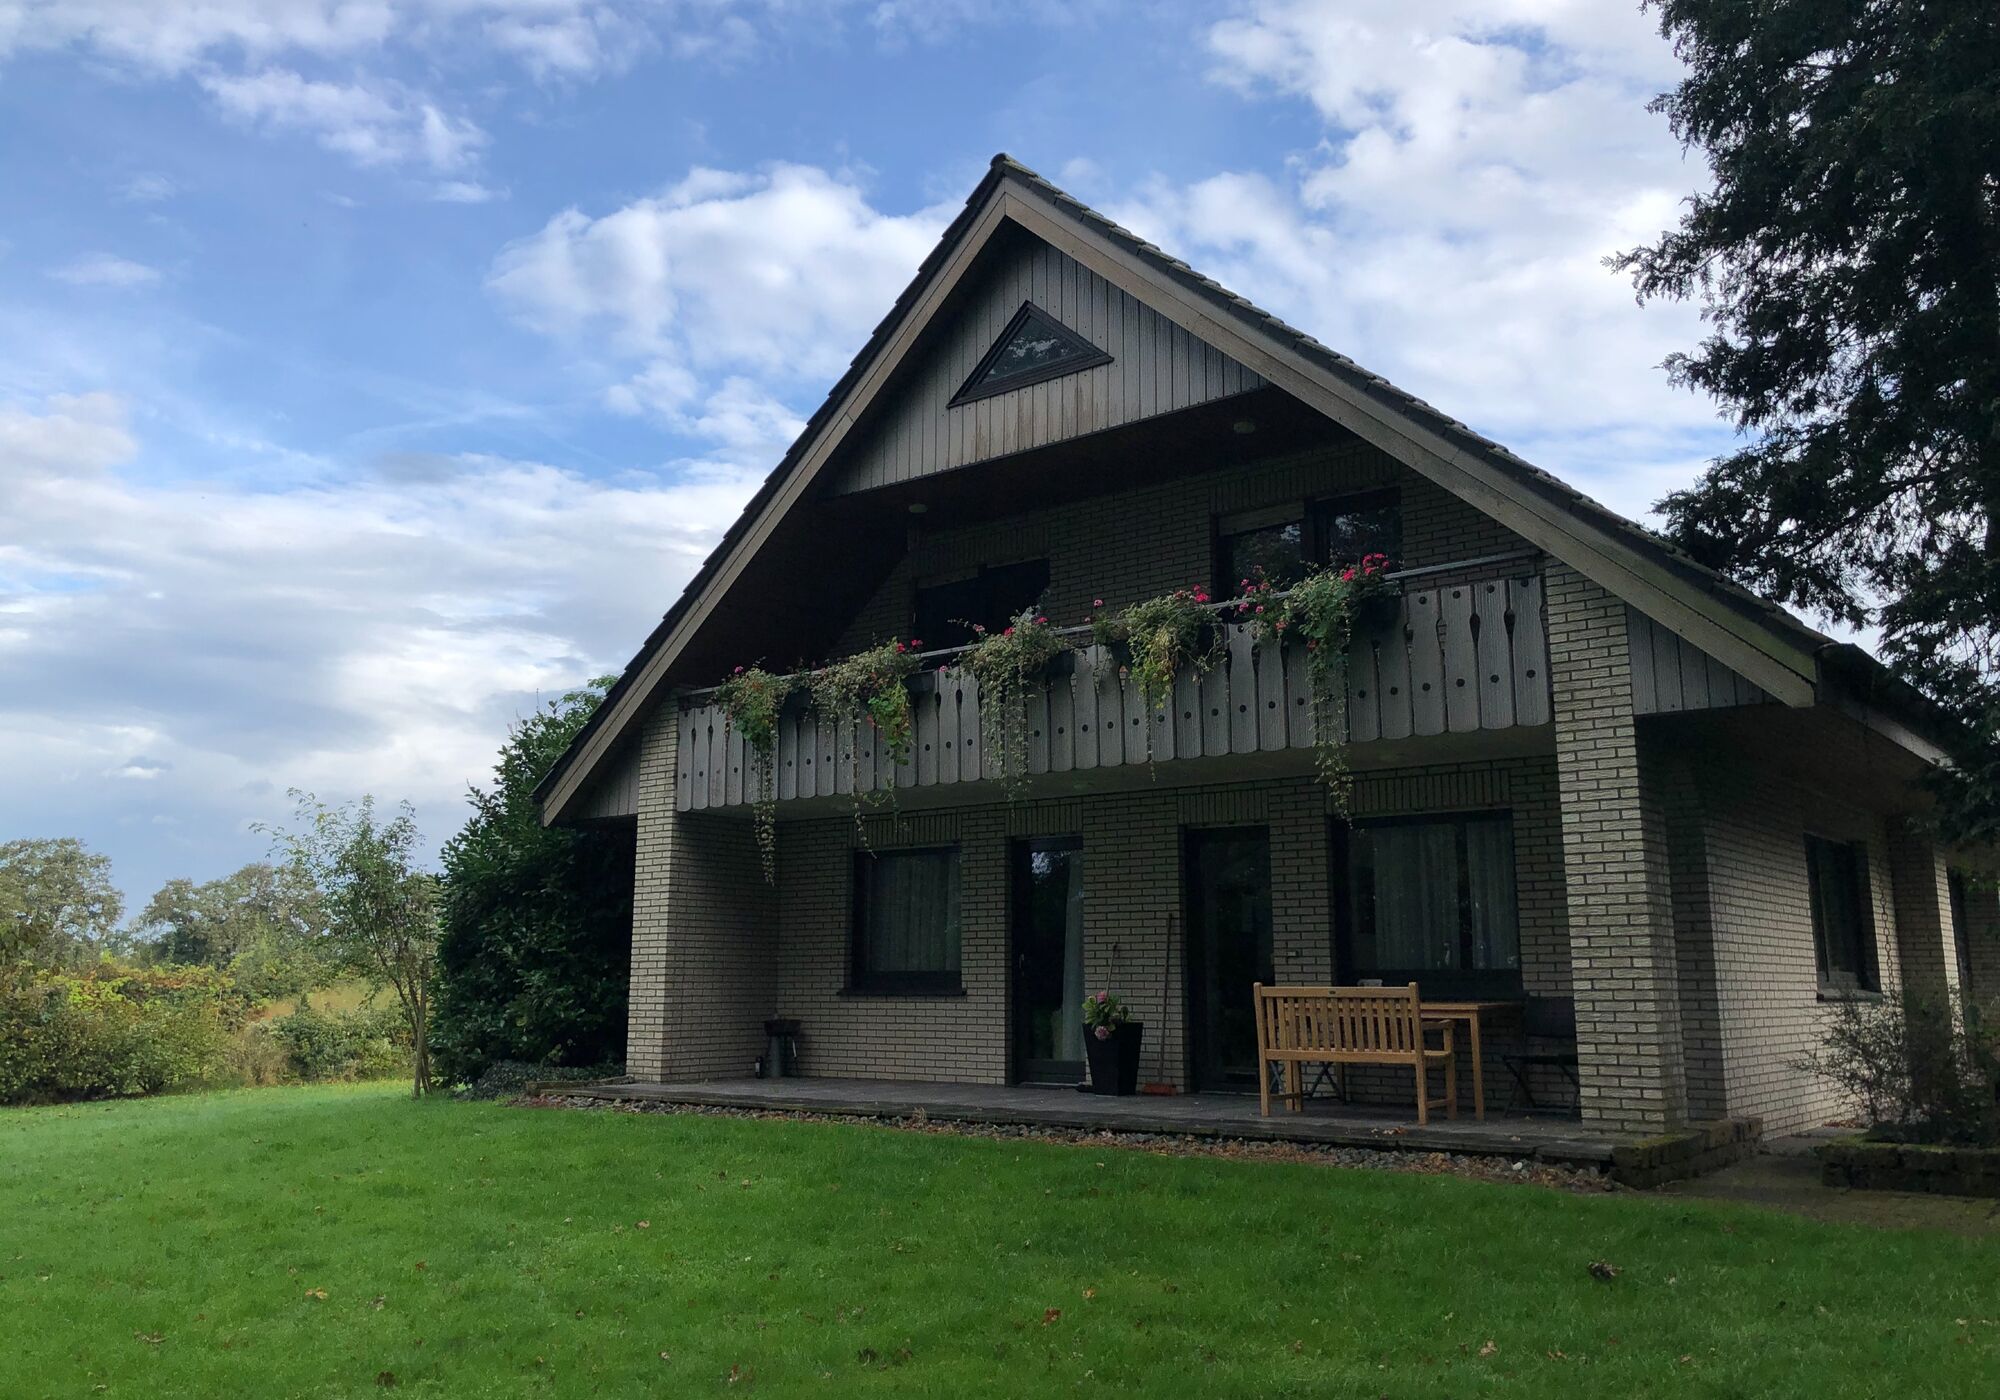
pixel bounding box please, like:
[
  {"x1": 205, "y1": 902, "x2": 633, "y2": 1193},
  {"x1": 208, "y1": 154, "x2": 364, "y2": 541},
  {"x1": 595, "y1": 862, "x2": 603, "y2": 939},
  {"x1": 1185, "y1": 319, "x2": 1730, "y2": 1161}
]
[{"x1": 535, "y1": 155, "x2": 1889, "y2": 823}]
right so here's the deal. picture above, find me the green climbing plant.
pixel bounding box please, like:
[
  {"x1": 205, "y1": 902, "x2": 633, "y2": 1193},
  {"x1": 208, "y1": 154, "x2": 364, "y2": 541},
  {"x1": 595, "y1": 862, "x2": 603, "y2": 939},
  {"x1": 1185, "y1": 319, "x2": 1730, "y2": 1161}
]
[
  {"x1": 809, "y1": 637, "x2": 924, "y2": 832},
  {"x1": 713, "y1": 665, "x2": 798, "y2": 882},
  {"x1": 961, "y1": 606, "x2": 1070, "y2": 798}
]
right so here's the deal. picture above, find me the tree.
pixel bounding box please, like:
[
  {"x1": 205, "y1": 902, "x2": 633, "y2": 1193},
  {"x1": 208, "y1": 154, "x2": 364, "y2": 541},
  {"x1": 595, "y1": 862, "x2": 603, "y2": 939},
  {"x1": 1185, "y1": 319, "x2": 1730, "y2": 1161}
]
[
  {"x1": 131, "y1": 862, "x2": 332, "y2": 998},
  {"x1": 262, "y1": 794, "x2": 440, "y2": 1096},
  {"x1": 1616, "y1": 0, "x2": 2000, "y2": 840},
  {"x1": 433, "y1": 679, "x2": 633, "y2": 1086},
  {"x1": 0, "y1": 838, "x2": 125, "y2": 982}
]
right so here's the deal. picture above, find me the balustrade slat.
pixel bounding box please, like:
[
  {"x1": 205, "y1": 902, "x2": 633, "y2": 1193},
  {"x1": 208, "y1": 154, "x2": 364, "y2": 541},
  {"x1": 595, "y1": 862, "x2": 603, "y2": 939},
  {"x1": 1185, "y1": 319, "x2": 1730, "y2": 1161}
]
[
  {"x1": 1072, "y1": 647, "x2": 1100, "y2": 769},
  {"x1": 1227, "y1": 625, "x2": 1258, "y2": 752},
  {"x1": 1050, "y1": 664, "x2": 1076, "y2": 771},
  {"x1": 1406, "y1": 588, "x2": 1447, "y2": 737},
  {"x1": 1473, "y1": 579, "x2": 1515, "y2": 730},
  {"x1": 1441, "y1": 584, "x2": 1481, "y2": 732},
  {"x1": 1510, "y1": 575, "x2": 1550, "y2": 726}
]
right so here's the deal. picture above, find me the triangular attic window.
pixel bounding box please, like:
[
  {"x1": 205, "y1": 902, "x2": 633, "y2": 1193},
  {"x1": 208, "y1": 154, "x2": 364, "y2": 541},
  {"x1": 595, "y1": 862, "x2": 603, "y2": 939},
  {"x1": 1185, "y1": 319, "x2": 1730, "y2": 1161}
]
[{"x1": 950, "y1": 300, "x2": 1112, "y2": 406}]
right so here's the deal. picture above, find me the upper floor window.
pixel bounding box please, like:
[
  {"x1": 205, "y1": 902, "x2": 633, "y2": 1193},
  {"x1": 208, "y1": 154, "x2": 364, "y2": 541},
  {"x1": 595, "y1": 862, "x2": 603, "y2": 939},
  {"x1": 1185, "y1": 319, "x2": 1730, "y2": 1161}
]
[
  {"x1": 1337, "y1": 811, "x2": 1521, "y2": 999},
  {"x1": 950, "y1": 302, "x2": 1112, "y2": 406},
  {"x1": 851, "y1": 846, "x2": 962, "y2": 995},
  {"x1": 1805, "y1": 834, "x2": 1877, "y2": 994},
  {"x1": 1215, "y1": 490, "x2": 1402, "y2": 597},
  {"x1": 914, "y1": 558, "x2": 1051, "y2": 651}
]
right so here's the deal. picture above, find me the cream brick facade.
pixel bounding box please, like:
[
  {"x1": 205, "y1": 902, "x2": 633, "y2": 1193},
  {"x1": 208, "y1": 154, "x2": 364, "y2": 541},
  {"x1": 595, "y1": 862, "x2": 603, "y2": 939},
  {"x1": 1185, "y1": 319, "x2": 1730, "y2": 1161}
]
[{"x1": 612, "y1": 450, "x2": 1990, "y2": 1138}]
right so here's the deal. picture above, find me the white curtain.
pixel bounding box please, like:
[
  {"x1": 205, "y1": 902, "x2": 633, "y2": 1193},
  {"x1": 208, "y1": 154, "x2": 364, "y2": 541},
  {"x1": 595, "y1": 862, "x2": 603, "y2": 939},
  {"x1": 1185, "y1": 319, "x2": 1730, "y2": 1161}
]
[
  {"x1": 1057, "y1": 850, "x2": 1085, "y2": 1062},
  {"x1": 1367, "y1": 823, "x2": 1461, "y2": 969},
  {"x1": 864, "y1": 850, "x2": 961, "y2": 973},
  {"x1": 1463, "y1": 818, "x2": 1519, "y2": 970}
]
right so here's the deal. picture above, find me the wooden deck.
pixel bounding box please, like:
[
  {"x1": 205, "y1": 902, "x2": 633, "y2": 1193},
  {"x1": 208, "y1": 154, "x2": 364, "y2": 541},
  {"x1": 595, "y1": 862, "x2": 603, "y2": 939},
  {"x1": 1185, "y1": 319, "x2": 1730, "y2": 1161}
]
[
  {"x1": 560, "y1": 1076, "x2": 1624, "y2": 1169},
  {"x1": 675, "y1": 558, "x2": 1550, "y2": 812}
]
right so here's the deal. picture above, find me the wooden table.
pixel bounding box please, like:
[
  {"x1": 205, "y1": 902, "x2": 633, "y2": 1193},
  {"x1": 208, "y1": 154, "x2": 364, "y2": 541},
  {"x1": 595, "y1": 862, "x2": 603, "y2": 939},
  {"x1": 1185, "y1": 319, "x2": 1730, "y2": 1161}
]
[{"x1": 1418, "y1": 1001, "x2": 1519, "y2": 1121}]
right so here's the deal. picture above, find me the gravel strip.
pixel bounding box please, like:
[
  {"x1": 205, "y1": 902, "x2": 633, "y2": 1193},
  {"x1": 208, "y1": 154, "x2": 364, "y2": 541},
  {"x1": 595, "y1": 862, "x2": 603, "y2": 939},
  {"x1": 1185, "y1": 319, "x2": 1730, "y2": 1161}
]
[{"x1": 522, "y1": 1092, "x2": 1614, "y2": 1194}]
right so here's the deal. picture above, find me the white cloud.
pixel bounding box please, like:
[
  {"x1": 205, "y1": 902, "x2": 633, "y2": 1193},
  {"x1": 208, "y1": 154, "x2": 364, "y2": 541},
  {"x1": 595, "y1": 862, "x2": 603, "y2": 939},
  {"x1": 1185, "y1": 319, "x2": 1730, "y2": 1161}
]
[
  {"x1": 431, "y1": 179, "x2": 504, "y2": 204},
  {"x1": 199, "y1": 68, "x2": 485, "y2": 172},
  {"x1": 48, "y1": 253, "x2": 161, "y2": 288},
  {"x1": 1087, "y1": 0, "x2": 1722, "y2": 523},
  {"x1": 119, "y1": 172, "x2": 177, "y2": 202},
  {"x1": 489, "y1": 163, "x2": 949, "y2": 378},
  {"x1": 0, "y1": 386, "x2": 761, "y2": 892}
]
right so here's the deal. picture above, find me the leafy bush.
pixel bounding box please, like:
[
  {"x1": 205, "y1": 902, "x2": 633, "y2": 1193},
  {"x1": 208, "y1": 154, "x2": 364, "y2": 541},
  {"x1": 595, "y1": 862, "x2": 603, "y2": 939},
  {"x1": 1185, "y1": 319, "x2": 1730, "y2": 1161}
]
[
  {"x1": 1800, "y1": 990, "x2": 2000, "y2": 1146},
  {"x1": 0, "y1": 962, "x2": 249, "y2": 1105},
  {"x1": 265, "y1": 1004, "x2": 408, "y2": 1082},
  {"x1": 434, "y1": 679, "x2": 631, "y2": 1087},
  {"x1": 455, "y1": 1059, "x2": 621, "y2": 1101}
]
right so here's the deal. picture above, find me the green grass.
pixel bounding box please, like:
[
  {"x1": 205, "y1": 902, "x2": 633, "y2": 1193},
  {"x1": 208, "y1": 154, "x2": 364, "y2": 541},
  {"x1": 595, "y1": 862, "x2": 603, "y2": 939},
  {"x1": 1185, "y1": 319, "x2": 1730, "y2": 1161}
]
[{"x1": 2, "y1": 1086, "x2": 1995, "y2": 1398}]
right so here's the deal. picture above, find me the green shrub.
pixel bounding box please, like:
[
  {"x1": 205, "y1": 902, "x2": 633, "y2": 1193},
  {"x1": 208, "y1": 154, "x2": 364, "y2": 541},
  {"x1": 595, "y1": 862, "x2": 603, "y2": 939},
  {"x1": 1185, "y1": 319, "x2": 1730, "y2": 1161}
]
[
  {"x1": 1800, "y1": 989, "x2": 2000, "y2": 1146},
  {"x1": 266, "y1": 1004, "x2": 409, "y2": 1082},
  {"x1": 0, "y1": 962, "x2": 247, "y2": 1105}
]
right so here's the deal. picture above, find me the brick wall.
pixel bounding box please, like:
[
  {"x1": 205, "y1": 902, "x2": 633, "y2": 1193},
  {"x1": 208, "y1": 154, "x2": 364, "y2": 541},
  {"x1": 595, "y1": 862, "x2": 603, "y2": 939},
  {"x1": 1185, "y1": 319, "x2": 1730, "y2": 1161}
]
[
  {"x1": 1885, "y1": 821, "x2": 1962, "y2": 1004},
  {"x1": 1680, "y1": 757, "x2": 1901, "y2": 1135},
  {"x1": 835, "y1": 439, "x2": 1525, "y2": 651},
  {"x1": 1546, "y1": 565, "x2": 1688, "y2": 1133}
]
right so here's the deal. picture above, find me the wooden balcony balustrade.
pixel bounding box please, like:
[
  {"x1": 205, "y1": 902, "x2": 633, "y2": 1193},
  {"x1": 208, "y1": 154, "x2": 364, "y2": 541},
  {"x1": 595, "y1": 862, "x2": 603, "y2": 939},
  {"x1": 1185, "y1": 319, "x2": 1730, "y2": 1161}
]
[{"x1": 674, "y1": 555, "x2": 1548, "y2": 813}]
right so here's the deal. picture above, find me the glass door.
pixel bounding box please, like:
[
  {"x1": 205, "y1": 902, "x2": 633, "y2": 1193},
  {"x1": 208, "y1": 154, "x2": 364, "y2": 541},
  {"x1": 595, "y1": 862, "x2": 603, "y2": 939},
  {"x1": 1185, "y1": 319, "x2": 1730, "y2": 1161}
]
[
  {"x1": 1185, "y1": 827, "x2": 1274, "y2": 1090},
  {"x1": 1012, "y1": 839, "x2": 1085, "y2": 1084}
]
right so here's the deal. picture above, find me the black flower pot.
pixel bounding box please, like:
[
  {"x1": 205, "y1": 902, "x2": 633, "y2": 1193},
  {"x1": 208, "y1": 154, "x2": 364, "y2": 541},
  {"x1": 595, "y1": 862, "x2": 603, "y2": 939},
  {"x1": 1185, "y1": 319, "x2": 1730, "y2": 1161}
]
[
  {"x1": 1083, "y1": 1021, "x2": 1144, "y2": 1096},
  {"x1": 1353, "y1": 591, "x2": 1402, "y2": 635}
]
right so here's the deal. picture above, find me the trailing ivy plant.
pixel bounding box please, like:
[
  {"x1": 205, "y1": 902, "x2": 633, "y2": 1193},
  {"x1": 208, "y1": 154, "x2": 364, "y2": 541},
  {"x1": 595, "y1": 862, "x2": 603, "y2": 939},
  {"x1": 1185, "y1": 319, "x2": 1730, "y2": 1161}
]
[
  {"x1": 962, "y1": 606, "x2": 1070, "y2": 797},
  {"x1": 809, "y1": 637, "x2": 924, "y2": 832},
  {"x1": 713, "y1": 664, "x2": 798, "y2": 882},
  {"x1": 1116, "y1": 586, "x2": 1218, "y2": 754},
  {"x1": 1241, "y1": 554, "x2": 1393, "y2": 812}
]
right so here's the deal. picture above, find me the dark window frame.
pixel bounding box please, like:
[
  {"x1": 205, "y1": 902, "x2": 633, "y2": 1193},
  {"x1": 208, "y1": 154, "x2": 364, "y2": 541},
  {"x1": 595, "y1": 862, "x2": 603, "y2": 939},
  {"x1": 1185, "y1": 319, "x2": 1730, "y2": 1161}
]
[
  {"x1": 948, "y1": 300, "x2": 1113, "y2": 407},
  {"x1": 912, "y1": 558, "x2": 1050, "y2": 650},
  {"x1": 1211, "y1": 488, "x2": 1404, "y2": 599},
  {"x1": 1331, "y1": 809, "x2": 1525, "y2": 1001},
  {"x1": 1804, "y1": 833, "x2": 1878, "y2": 995},
  {"x1": 849, "y1": 845, "x2": 964, "y2": 997}
]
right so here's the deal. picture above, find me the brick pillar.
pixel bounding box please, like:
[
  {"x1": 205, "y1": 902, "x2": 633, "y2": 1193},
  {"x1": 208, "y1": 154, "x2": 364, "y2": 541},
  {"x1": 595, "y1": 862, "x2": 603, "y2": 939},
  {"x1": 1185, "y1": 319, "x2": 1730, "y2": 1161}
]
[
  {"x1": 626, "y1": 708, "x2": 679, "y2": 1082},
  {"x1": 1885, "y1": 822, "x2": 1959, "y2": 1006},
  {"x1": 627, "y1": 703, "x2": 778, "y2": 1083},
  {"x1": 1547, "y1": 567, "x2": 1688, "y2": 1132}
]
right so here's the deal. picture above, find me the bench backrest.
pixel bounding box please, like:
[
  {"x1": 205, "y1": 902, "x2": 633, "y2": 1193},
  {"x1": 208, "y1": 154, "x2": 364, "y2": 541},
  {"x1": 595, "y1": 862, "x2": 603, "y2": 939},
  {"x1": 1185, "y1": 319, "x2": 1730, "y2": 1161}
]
[{"x1": 1254, "y1": 983, "x2": 1428, "y2": 1063}]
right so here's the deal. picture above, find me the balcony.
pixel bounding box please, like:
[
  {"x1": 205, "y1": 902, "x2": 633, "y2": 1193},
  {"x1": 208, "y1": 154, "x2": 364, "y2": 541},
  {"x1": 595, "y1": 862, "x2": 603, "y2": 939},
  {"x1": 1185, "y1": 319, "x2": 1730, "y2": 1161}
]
[{"x1": 674, "y1": 554, "x2": 1549, "y2": 813}]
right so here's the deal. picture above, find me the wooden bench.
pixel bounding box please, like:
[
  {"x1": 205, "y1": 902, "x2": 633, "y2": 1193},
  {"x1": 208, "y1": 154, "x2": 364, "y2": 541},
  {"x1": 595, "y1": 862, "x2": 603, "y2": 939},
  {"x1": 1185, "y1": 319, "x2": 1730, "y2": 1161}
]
[{"x1": 1253, "y1": 983, "x2": 1457, "y2": 1124}]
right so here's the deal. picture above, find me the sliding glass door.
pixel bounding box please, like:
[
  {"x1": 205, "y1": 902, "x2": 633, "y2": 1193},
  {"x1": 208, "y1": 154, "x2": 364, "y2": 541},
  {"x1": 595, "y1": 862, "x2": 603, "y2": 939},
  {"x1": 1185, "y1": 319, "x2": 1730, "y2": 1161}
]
[
  {"x1": 1184, "y1": 827, "x2": 1274, "y2": 1090},
  {"x1": 1012, "y1": 839, "x2": 1085, "y2": 1084}
]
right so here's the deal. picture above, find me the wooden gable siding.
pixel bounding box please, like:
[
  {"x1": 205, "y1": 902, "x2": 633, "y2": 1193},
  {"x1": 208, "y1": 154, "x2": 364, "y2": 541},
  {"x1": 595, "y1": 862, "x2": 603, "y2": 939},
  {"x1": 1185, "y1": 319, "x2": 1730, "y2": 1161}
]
[
  {"x1": 572, "y1": 740, "x2": 641, "y2": 820},
  {"x1": 1627, "y1": 607, "x2": 1773, "y2": 714},
  {"x1": 827, "y1": 233, "x2": 1264, "y2": 495}
]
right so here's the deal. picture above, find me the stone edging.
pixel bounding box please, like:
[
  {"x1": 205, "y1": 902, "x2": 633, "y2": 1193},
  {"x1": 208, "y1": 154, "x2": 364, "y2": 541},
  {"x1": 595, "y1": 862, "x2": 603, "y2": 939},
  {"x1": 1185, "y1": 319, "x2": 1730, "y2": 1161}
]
[{"x1": 1821, "y1": 1137, "x2": 2000, "y2": 1198}]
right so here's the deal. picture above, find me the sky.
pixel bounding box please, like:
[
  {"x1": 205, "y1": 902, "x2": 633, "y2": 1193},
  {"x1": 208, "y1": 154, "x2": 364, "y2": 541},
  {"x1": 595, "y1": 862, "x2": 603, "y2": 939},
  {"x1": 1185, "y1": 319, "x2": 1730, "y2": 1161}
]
[{"x1": 0, "y1": 0, "x2": 1740, "y2": 912}]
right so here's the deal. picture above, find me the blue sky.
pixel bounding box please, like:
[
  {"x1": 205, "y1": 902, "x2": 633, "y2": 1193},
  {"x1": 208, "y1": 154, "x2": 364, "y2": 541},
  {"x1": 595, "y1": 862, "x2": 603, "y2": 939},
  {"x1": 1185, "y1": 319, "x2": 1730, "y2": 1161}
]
[{"x1": 0, "y1": 1, "x2": 1733, "y2": 912}]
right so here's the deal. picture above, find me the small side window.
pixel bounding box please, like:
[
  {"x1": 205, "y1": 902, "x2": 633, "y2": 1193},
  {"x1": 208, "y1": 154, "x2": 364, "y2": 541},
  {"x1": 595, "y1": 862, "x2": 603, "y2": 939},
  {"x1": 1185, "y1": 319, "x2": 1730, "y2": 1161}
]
[{"x1": 1805, "y1": 835, "x2": 1877, "y2": 993}]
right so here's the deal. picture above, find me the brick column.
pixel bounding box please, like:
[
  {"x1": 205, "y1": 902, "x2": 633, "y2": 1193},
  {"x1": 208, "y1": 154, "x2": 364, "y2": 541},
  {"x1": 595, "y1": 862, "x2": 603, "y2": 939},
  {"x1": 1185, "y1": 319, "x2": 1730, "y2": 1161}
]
[
  {"x1": 1546, "y1": 567, "x2": 1688, "y2": 1132},
  {"x1": 1959, "y1": 876, "x2": 2000, "y2": 1010},
  {"x1": 627, "y1": 703, "x2": 778, "y2": 1083},
  {"x1": 626, "y1": 708, "x2": 679, "y2": 1081},
  {"x1": 1885, "y1": 822, "x2": 1959, "y2": 1006}
]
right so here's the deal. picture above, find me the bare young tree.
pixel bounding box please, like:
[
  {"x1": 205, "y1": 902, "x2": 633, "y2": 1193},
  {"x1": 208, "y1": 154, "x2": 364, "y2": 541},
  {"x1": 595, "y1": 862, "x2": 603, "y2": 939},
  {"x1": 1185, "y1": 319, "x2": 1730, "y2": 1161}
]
[{"x1": 260, "y1": 793, "x2": 440, "y2": 1096}]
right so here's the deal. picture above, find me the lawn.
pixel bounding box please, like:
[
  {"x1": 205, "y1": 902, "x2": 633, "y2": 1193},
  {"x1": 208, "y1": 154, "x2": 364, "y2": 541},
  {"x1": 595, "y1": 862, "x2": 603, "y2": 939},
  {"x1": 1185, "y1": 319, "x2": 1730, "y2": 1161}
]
[{"x1": 2, "y1": 1086, "x2": 1995, "y2": 1398}]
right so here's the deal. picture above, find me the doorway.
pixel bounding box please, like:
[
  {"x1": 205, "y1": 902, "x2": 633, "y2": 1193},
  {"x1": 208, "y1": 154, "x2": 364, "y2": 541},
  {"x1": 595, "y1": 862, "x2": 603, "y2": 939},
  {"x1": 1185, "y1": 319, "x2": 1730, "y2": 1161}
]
[
  {"x1": 1012, "y1": 838, "x2": 1085, "y2": 1084},
  {"x1": 1184, "y1": 827, "x2": 1274, "y2": 1090}
]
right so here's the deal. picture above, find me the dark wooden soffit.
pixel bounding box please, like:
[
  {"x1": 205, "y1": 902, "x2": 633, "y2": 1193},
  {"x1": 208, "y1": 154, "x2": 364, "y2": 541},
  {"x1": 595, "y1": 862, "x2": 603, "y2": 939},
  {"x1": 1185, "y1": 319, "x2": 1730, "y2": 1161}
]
[{"x1": 537, "y1": 155, "x2": 1904, "y2": 825}]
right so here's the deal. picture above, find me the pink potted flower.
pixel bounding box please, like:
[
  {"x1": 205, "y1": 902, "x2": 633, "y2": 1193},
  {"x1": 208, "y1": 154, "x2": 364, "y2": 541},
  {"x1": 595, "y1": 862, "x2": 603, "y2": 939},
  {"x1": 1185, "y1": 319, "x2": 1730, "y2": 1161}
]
[{"x1": 1079, "y1": 990, "x2": 1143, "y2": 1095}]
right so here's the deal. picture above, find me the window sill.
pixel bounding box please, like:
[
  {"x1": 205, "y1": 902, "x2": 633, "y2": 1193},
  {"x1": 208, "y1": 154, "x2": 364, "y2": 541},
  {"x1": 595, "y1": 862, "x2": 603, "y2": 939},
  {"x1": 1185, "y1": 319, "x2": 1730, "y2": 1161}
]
[
  {"x1": 1817, "y1": 987, "x2": 1883, "y2": 1004},
  {"x1": 839, "y1": 985, "x2": 968, "y2": 1000}
]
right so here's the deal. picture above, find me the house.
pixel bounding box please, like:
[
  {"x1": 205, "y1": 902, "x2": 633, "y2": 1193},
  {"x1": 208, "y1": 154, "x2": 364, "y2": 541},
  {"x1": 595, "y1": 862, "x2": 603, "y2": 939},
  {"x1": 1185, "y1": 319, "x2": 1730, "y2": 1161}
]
[{"x1": 535, "y1": 155, "x2": 2000, "y2": 1139}]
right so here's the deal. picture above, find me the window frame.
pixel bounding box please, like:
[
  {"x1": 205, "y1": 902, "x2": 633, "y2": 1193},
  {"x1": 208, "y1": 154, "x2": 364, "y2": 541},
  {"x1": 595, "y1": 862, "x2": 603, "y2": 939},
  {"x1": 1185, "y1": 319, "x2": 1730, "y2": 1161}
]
[
  {"x1": 948, "y1": 300, "x2": 1113, "y2": 407},
  {"x1": 1804, "y1": 833, "x2": 1879, "y2": 996},
  {"x1": 848, "y1": 845, "x2": 965, "y2": 997},
  {"x1": 1211, "y1": 489, "x2": 1404, "y2": 599},
  {"x1": 912, "y1": 558, "x2": 1051, "y2": 651},
  {"x1": 1331, "y1": 809, "x2": 1525, "y2": 1001}
]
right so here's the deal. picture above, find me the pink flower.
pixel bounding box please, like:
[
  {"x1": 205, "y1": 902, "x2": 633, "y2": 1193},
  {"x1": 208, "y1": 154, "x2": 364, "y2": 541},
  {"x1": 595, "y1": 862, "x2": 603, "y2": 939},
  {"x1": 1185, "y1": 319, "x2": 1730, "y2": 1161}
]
[
  {"x1": 895, "y1": 642, "x2": 906, "y2": 653},
  {"x1": 1094, "y1": 1025, "x2": 1111, "y2": 1041},
  {"x1": 1036, "y1": 615, "x2": 1048, "y2": 625},
  {"x1": 1255, "y1": 605, "x2": 1265, "y2": 615},
  {"x1": 1092, "y1": 598, "x2": 1104, "y2": 609},
  {"x1": 910, "y1": 639, "x2": 923, "y2": 648},
  {"x1": 733, "y1": 665, "x2": 745, "y2": 674},
  {"x1": 1340, "y1": 568, "x2": 1355, "y2": 582},
  {"x1": 1096, "y1": 991, "x2": 1108, "y2": 1004},
  {"x1": 1003, "y1": 626, "x2": 1014, "y2": 637}
]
